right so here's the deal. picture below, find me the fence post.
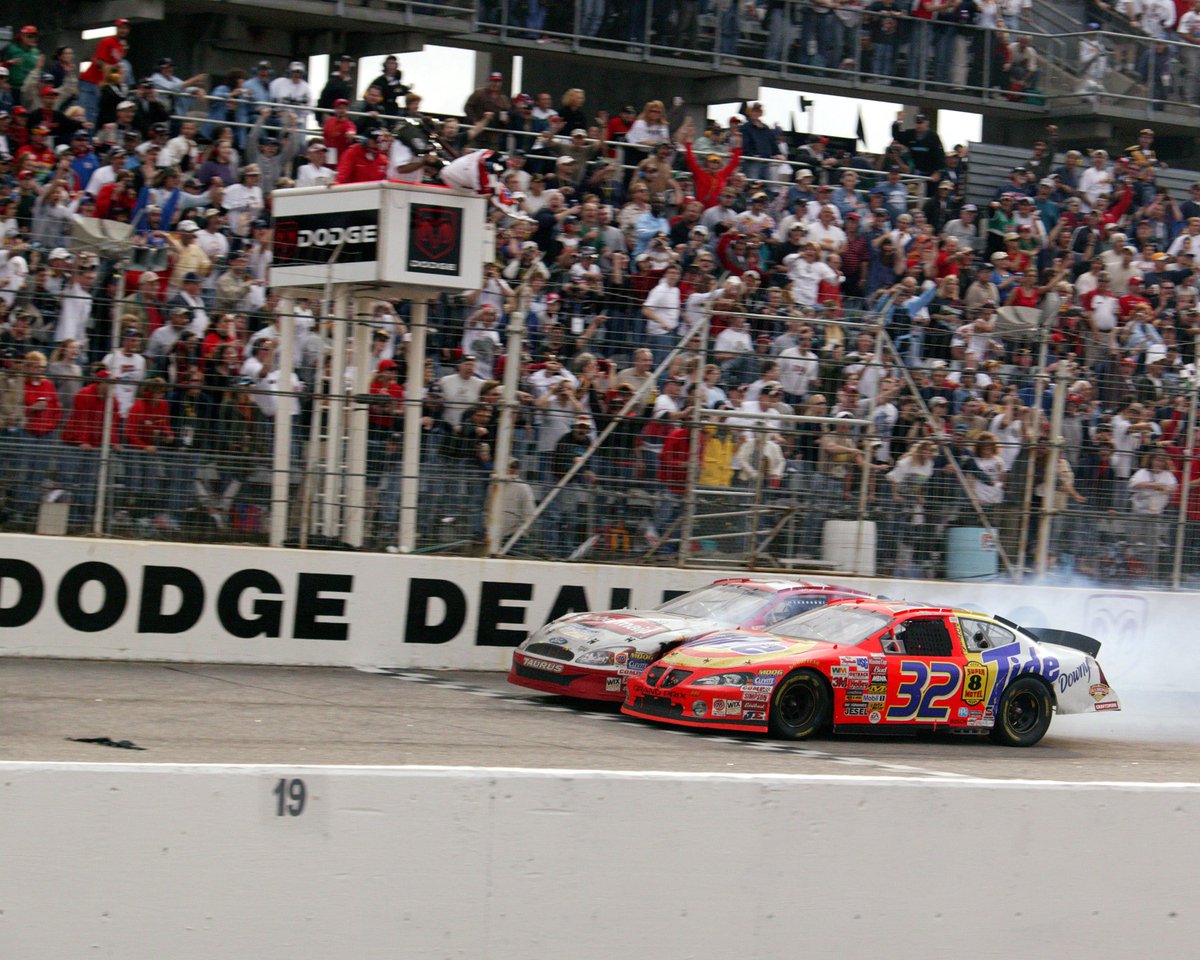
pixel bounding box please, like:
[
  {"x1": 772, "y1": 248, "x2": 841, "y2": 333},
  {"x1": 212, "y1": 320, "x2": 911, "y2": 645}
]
[
  {"x1": 321, "y1": 286, "x2": 350, "y2": 538},
  {"x1": 269, "y1": 308, "x2": 296, "y2": 547},
  {"x1": 679, "y1": 315, "x2": 710, "y2": 567},
  {"x1": 342, "y1": 298, "x2": 373, "y2": 548},
  {"x1": 1034, "y1": 363, "x2": 1070, "y2": 576},
  {"x1": 486, "y1": 311, "x2": 526, "y2": 555},
  {"x1": 93, "y1": 261, "x2": 127, "y2": 536},
  {"x1": 397, "y1": 298, "x2": 431, "y2": 553},
  {"x1": 1171, "y1": 337, "x2": 1200, "y2": 587}
]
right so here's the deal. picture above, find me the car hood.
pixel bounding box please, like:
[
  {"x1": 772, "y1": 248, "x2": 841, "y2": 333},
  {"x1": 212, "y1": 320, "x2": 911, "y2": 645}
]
[
  {"x1": 661, "y1": 628, "x2": 838, "y2": 670},
  {"x1": 525, "y1": 610, "x2": 732, "y2": 654}
]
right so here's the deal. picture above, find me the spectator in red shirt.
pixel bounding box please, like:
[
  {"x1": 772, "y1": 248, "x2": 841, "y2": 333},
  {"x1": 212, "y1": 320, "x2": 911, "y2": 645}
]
[
  {"x1": 336, "y1": 127, "x2": 390, "y2": 184},
  {"x1": 682, "y1": 131, "x2": 743, "y2": 208},
  {"x1": 16, "y1": 350, "x2": 62, "y2": 515},
  {"x1": 61, "y1": 367, "x2": 114, "y2": 519},
  {"x1": 123, "y1": 378, "x2": 176, "y2": 518},
  {"x1": 1118, "y1": 276, "x2": 1152, "y2": 318},
  {"x1": 15, "y1": 126, "x2": 53, "y2": 177},
  {"x1": 79, "y1": 19, "x2": 130, "y2": 125},
  {"x1": 123, "y1": 378, "x2": 175, "y2": 450},
  {"x1": 322, "y1": 99, "x2": 358, "y2": 161}
]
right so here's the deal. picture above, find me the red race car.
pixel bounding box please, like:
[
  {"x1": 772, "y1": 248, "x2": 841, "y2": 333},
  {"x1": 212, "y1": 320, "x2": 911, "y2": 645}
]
[
  {"x1": 508, "y1": 578, "x2": 872, "y2": 702},
  {"x1": 622, "y1": 598, "x2": 1119, "y2": 747}
]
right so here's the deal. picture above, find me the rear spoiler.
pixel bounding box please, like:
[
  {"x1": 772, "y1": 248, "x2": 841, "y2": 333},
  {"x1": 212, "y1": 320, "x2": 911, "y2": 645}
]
[{"x1": 994, "y1": 616, "x2": 1102, "y2": 658}]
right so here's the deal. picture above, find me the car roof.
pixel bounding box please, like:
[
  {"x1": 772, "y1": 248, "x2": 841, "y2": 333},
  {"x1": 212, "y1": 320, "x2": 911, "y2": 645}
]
[
  {"x1": 825, "y1": 597, "x2": 973, "y2": 617},
  {"x1": 711, "y1": 577, "x2": 870, "y2": 594}
]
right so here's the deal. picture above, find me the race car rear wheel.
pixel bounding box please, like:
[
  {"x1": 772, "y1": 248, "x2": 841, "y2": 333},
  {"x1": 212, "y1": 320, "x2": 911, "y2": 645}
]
[
  {"x1": 769, "y1": 670, "x2": 830, "y2": 740},
  {"x1": 990, "y1": 677, "x2": 1053, "y2": 747}
]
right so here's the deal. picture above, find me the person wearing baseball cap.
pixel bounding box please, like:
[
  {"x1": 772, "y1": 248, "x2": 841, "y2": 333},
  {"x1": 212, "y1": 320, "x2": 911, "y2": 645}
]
[
  {"x1": 365, "y1": 54, "x2": 409, "y2": 115},
  {"x1": 318, "y1": 52, "x2": 358, "y2": 112},
  {"x1": 2, "y1": 26, "x2": 40, "y2": 89},
  {"x1": 148, "y1": 57, "x2": 197, "y2": 118},
  {"x1": 464, "y1": 69, "x2": 510, "y2": 151},
  {"x1": 78, "y1": 18, "x2": 132, "y2": 124},
  {"x1": 267, "y1": 61, "x2": 312, "y2": 128},
  {"x1": 892, "y1": 110, "x2": 947, "y2": 181}
]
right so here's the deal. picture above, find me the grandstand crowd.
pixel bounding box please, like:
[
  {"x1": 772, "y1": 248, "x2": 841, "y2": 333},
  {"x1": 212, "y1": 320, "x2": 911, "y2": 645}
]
[{"x1": 0, "y1": 14, "x2": 1198, "y2": 582}]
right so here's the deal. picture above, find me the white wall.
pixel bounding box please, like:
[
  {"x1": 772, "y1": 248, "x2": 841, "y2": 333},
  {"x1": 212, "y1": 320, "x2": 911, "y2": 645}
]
[
  {"x1": 0, "y1": 533, "x2": 1192, "y2": 689},
  {"x1": 2, "y1": 762, "x2": 1196, "y2": 959}
]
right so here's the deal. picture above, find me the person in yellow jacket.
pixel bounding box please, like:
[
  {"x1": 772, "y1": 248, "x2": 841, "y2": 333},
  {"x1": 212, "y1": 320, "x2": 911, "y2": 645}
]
[{"x1": 698, "y1": 419, "x2": 736, "y2": 488}]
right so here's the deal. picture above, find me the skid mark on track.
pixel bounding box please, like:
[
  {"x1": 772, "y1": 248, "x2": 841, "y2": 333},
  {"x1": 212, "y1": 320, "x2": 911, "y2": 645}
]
[{"x1": 373, "y1": 668, "x2": 970, "y2": 780}]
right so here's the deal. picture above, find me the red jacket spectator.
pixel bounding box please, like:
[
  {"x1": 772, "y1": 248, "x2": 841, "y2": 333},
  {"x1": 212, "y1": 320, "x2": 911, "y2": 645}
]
[
  {"x1": 323, "y1": 113, "x2": 358, "y2": 158},
  {"x1": 336, "y1": 141, "x2": 388, "y2": 184},
  {"x1": 95, "y1": 180, "x2": 138, "y2": 220},
  {"x1": 1165, "y1": 442, "x2": 1200, "y2": 521},
  {"x1": 684, "y1": 141, "x2": 743, "y2": 208},
  {"x1": 123, "y1": 397, "x2": 175, "y2": 450},
  {"x1": 80, "y1": 34, "x2": 127, "y2": 85},
  {"x1": 1118, "y1": 287, "x2": 1151, "y2": 318},
  {"x1": 1099, "y1": 187, "x2": 1133, "y2": 226},
  {"x1": 658, "y1": 426, "x2": 699, "y2": 496},
  {"x1": 23, "y1": 375, "x2": 62, "y2": 436},
  {"x1": 63, "y1": 381, "x2": 112, "y2": 448},
  {"x1": 368, "y1": 375, "x2": 404, "y2": 430}
]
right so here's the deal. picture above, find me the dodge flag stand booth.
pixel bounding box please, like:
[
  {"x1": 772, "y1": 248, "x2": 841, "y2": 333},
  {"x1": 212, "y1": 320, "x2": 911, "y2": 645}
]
[{"x1": 269, "y1": 181, "x2": 486, "y2": 551}]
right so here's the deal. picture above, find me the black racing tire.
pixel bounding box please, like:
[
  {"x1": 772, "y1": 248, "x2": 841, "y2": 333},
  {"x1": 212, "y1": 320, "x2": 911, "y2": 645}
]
[
  {"x1": 990, "y1": 676, "x2": 1054, "y2": 747},
  {"x1": 768, "y1": 670, "x2": 831, "y2": 740}
]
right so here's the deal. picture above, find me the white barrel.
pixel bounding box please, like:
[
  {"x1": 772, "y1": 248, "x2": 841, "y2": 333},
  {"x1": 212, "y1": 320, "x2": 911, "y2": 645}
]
[{"x1": 822, "y1": 520, "x2": 877, "y2": 576}]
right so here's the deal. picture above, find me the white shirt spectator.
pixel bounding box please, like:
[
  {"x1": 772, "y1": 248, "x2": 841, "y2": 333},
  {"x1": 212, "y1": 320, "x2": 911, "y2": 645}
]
[
  {"x1": 1142, "y1": 0, "x2": 1177, "y2": 36},
  {"x1": 1078, "y1": 165, "x2": 1113, "y2": 211},
  {"x1": 1112, "y1": 413, "x2": 1158, "y2": 478},
  {"x1": 0, "y1": 251, "x2": 28, "y2": 308},
  {"x1": 786, "y1": 255, "x2": 839, "y2": 307},
  {"x1": 268, "y1": 75, "x2": 313, "y2": 124},
  {"x1": 1129, "y1": 465, "x2": 1177, "y2": 514},
  {"x1": 253, "y1": 369, "x2": 304, "y2": 418},
  {"x1": 527, "y1": 366, "x2": 579, "y2": 398},
  {"x1": 643, "y1": 278, "x2": 682, "y2": 335},
  {"x1": 85, "y1": 165, "x2": 118, "y2": 198},
  {"x1": 777, "y1": 346, "x2": 819, "y2": 398},
  {"x1": 806, "y1": 221, "x2": 847, "y2": 250},
  {"x1": 224, "y1": 183, "x2": 265, "y2": 236},
  {"x1": 713, "y1": 325, "x2": 753, "y2": 356},
  {"x1": 438, "y1": 371, "x2": 483, "y2": 429},
  {"x1": 1090, "y1": 292, "x2": 1120, "y2": 332},
  {"x1": 295, "y1": 162, "x2": 336, "y2": 187},
  {"x1": 102, "y1": 349, "x2": 148, "y2": 417},
  {"x1": 55, "y1": 280, "x2": 93, "y2": 344},
  {"x1": 197, "y1": 227, "x2": 229, "y2": 264},
  {"x1": 159, "y1": 135, "x2": 197, "y2": 170},
  {"x1": 988, "y1": 412, "x2": 1025, "y2": 470}
]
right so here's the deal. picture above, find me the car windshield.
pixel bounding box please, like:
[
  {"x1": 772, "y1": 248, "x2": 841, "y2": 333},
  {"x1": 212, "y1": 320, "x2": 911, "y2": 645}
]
[
  {"x1": 768, "y1": 606, "x2": 892, "y2": 645},
  {"x1": 655, "y1": 584, "x2": 780, "y2": 627}
]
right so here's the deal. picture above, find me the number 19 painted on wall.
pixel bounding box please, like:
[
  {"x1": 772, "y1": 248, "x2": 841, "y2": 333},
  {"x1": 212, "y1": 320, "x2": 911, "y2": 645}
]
[{"x1": 273, "y1": 777, "x2": 307, "y2": 817}]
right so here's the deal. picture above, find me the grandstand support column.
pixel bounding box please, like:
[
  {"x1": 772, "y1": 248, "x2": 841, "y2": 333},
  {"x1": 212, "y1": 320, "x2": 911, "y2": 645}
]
[
  {"x1": 342, "y1": 298, "x2": 373, "y2": 549},
  {"x1": 679, "y1": 316, "x2": 711, "y2": 568},
  {"x1": 93, "y1": 262, "x2": 128, "y2": 536},
  {"x1": 397, "y1": 297, "x2": 431, "y2": 554},
  {"x1": 1171, "y1": 336, "x2": 1200, "y2": 589},
  {"x1": 1016, "y1": 319, "x2": 1052, "y2": 580},
  {"x1": 485, "y1": 311, "x2": 526, "y2": 556},
  {"x1": 269, "y1": 308, "x2": 296, "y2": 548},
  {"x1": 322, "y1": 287, "x2": 350, "y2": 538},
  {"x1": 1034, "y1": 363, "x2": 1070, "y2": 577}
]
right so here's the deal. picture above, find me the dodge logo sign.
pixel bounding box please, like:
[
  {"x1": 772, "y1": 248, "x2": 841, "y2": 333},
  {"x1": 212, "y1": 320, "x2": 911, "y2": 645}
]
[
  {"x1": 408, "y1": 204, "x2": 462, "y2": 275},
  {"x1": 274, "y1": 209, "x2": 380, "y2": 265}
]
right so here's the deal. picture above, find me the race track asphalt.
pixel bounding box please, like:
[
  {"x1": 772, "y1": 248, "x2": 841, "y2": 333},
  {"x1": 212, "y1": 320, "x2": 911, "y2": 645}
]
[{"x1": 2, "y1": 659, "x2": 1197, "y2": 783}]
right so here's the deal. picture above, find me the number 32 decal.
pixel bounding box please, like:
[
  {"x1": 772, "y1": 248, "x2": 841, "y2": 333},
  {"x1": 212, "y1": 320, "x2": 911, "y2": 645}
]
[{"x1": 887, "y1": 661, "x2": 963, "y2": 722}]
